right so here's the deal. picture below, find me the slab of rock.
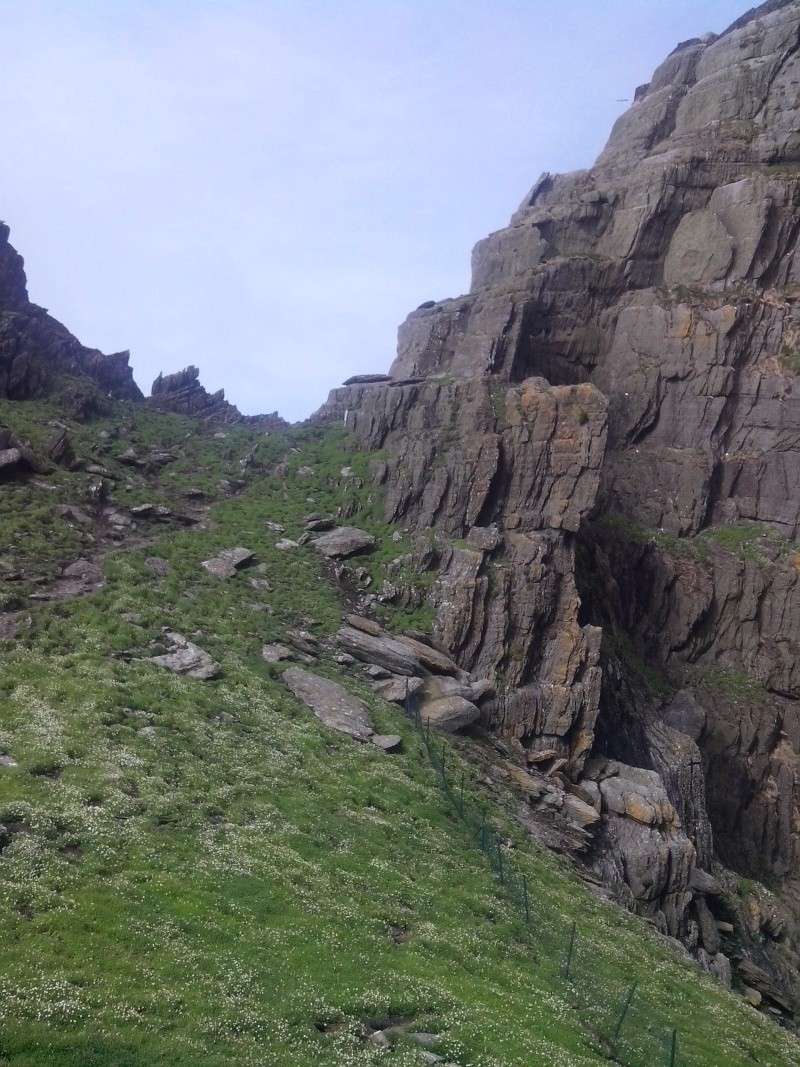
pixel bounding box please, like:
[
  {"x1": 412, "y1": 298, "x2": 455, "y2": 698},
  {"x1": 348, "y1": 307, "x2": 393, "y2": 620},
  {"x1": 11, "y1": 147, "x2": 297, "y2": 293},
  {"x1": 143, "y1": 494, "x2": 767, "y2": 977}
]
[
  {"x1": 29, "y1": 559, "x2": 104, "y2": 601},
  {"x1": 261, "y1": 643, "x2": 294, "y2": 664},
  {"x1": 345, "y1": 613, "x2": 383, "y2": 636},
  {"x1": 282, "y1": 667, "x2": 374, "y2": 741},
  {"x1": 563, "y1": 793, "x2": 601, "y2": 830},
  {"x1": 202, "y1": 547, "x2": 254, "y2": 578},
  {"x1": 148, "y1": 632, "x2": 220, "y2": 680},
  {"x1": 312, "y1": 526, "x2": 376, "y2": 559},
  {"x1": 337, "y1": 625, "x2": 464, "y2": 678},
  {"x1": 371, "y1": 734, "x2": 402, "y2": 752},
  {"x1": 420, "y1": 695, "x2": 480, "y2": 733},
  {"x1": 373, "y1": 675, "x2": 424, "y2": 703},
  {"x1": 275, "y1": 538, "x2": 299, "y2": 550}
]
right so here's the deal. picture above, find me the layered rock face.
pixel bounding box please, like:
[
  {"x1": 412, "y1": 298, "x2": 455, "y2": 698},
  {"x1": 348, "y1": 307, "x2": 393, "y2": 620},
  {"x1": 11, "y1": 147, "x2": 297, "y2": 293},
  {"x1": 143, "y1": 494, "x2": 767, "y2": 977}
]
[
  {"x1": 0, "y1": 222, "x2": 141, "y2": 403},
  {"x1": 149, "y1": 365, "x2": 287, "y2": 430},
  {"x1": 320, "y1": 0, "x2": 800, "y2": 1013}
]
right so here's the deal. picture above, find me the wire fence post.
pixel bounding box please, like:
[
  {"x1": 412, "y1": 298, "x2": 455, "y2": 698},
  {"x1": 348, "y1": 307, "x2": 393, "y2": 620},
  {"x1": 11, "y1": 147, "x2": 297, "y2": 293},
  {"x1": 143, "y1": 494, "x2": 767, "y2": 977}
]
[
  {"x1": 563, "y1": 921, "x2": 577, "y2": 980},
  {"x1": 667, "y1": 1028, "x2": 678, "y2": 1067},
  {"x1": 612, "y1": 981, "x2": 637, "y2": 1046},
  {"x1": 522, "y1": 875, "x2": 530, "y2": 925}
]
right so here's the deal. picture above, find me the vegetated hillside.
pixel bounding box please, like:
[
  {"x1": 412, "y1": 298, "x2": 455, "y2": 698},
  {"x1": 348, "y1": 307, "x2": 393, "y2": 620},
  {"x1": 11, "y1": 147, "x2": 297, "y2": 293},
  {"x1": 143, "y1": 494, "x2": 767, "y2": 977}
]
[{"x1": 0, "y1": 400, "x2": 796, "y2": 1067}]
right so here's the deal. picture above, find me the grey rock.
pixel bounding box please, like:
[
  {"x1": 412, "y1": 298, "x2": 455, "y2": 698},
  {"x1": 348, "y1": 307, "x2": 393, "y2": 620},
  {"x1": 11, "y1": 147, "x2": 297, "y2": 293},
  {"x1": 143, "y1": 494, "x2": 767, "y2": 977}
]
[
  {"x1": 371, "y1": 734, "x2": 402, "y2": 752},
  {"x1": 419, "y1": 695, "x2": 480, "y2": 733},
  {"x1": 147, "y1": 632, "x2": 220, "y2": 680},
  {"x1": 201, "y1": 547, "x2": 254, "y2": 578},
  {"x1": 261, "y1": 643, "x2": 294, "y2": 664},
  {"x1": 312, "y1": 526, "x2": 376, "y2": 559},
  {"x1": 282, "y1": 667, "x2": 374, "y2": 741}
]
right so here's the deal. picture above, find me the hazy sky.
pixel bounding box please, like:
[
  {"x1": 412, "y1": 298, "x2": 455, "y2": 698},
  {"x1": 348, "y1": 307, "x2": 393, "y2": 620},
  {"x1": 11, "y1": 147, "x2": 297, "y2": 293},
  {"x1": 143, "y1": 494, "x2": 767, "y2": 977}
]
[{"x1": 2, "y1": 0, "x2": 749, "y2": 420}]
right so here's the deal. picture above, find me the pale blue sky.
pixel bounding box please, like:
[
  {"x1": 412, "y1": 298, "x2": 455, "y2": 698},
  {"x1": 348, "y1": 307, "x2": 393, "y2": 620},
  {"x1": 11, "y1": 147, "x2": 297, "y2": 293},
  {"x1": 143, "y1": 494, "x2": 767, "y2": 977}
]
[{"x1": 1, "y1": 0, "x2": 749, "y2": 419}]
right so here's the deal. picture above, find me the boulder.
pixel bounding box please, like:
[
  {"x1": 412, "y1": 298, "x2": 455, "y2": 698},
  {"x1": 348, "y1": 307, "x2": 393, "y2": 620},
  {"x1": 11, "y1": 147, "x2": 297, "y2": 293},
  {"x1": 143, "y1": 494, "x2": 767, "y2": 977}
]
[
  {"x1": 261, "y1": 643, "x2": 294, "y2": 664},
  {"x1": 201, "y1": 547, "x2": 254, "y2": 578},
  {"x1": 147, "y1": 632, "x2": 220, "y2": 680},
  {"x1": 371, "y1": 734, "x2": 402, "y2": 752},
  {"x1": 337, "y1": 625, "x2": 463, "y2": 677},
  {"x1": 419, "y1": 695, "x2": 480, "y2": 733},
  {"x1": 282, "y1": 666, "x2": 374, "y2": 741},
  {"x1": 312, "y1": 526, "x2": 376, "y2": 559},
  {"x1": 373, "y1": 675, "x2": 424, "y2": 703}
]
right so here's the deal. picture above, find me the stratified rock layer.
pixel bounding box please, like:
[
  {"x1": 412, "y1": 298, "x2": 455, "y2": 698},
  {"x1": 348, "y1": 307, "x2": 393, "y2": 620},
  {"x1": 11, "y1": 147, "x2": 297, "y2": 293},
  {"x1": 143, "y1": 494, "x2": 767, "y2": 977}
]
[{"x1": 318, "y1": 0, "x2": 800, "y2": 1013}]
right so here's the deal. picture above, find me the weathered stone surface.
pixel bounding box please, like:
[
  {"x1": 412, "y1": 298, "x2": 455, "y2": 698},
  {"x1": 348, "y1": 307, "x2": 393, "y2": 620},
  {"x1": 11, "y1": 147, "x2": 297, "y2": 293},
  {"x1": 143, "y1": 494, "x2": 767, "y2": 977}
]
[
  {"x1": 373, "y1": 675, "x2": 424, "y2": 703},
  {"x1": 419, "y1": 695, "x2": 480, "y2": 733},
  {"x1": 147, "y1": 632, "x2": 220, "y2": 680},
  {"x1": 201, "y1": 548, "x2": 254, "y2": 579},
  {"x1": 261, "y1": 643, "x2": 293, "y2": 664},
  {"x1": 282, "y1": 666, "x2": 373, "y2": 741},
  {"x1": 149, "y1": 365, "x2": 286, "y2": 429},
  {"x1": 0, "y1": 225, "x2": 140, "y2": 403},
  {"x1": 312, "y1": 526, "x2": 376, "y2": 558},
  {"x1": 337, "y1": 624, "x2": 463, "y2": 678}
]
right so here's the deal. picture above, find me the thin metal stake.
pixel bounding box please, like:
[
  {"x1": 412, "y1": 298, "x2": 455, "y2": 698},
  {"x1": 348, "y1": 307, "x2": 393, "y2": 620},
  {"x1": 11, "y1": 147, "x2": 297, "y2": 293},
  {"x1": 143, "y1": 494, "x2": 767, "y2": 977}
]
[
  {"x1": 612, "y1": 982, "x2": 637, "y2": 1044},
  {"x1": 523, "y1": 875, "x2": 530, "y2": 925},
  {"x1": 564, "y1": 921, "x2": 577, "y2": 980},
  {"x1": 668, "y1": 1029, "x2": 678, "y2": 1067}
]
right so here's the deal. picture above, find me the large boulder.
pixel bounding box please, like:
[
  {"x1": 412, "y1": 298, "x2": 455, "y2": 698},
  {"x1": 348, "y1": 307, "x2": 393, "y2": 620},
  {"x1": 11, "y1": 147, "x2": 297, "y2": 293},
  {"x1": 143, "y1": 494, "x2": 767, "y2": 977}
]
[
  {"x1": 282, "y1": 666, "x2": 374, "y2": 742},
  {"x1": 419, "y1": 695, "x2": 480, "y2": 733},
  {"x1": 312, "y1": 527, "x2": 376, "y2": 559}
]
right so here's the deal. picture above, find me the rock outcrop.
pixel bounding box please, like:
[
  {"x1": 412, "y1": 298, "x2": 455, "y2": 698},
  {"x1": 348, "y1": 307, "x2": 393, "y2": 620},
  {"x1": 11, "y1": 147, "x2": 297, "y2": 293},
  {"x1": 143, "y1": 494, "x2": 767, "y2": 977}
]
[
  {"x1": 149, "y1": 365, "x2": 287, "y2": 429},
  {"x1": 0, "y1": 222, "x2": 141, "y2": 404},
  {"x1": 317, "y1": 0, "x2": 800, "y2": 1016}
]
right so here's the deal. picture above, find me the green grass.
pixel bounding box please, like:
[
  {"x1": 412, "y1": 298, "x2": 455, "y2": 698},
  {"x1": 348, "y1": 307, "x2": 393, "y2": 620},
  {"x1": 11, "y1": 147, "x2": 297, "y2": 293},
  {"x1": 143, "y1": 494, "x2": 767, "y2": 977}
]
[{"x1": 0, "y1": 408, "x2": 796, "y2": 1065}]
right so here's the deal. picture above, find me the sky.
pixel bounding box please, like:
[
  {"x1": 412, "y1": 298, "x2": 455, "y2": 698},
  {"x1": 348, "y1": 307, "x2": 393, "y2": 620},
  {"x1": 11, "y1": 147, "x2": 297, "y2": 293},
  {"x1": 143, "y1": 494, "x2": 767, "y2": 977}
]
[{"x1": 1, "y1": 0, "x2": 751, "y2": 421}]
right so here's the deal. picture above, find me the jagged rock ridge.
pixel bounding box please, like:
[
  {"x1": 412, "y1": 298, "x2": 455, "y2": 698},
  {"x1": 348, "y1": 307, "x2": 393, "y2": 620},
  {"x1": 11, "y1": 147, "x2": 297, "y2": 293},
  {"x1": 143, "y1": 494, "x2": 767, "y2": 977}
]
[
  {"x1": 318, "y1": 0, "x2": 800, "y2": 1016},
  {"x1": 0, "y1": 223, "x2": 141, "y2": 404}
]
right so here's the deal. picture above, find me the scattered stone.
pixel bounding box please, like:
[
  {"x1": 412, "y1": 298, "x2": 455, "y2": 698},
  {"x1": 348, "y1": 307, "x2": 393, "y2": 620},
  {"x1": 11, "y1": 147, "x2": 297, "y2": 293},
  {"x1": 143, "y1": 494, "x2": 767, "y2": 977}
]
[
  {"x1": 202, "y1": 547, "x2": 254, "y2": 578},
  {"x1": 55, "y1": 504, "x2": 92, "y2": 526},
  {"x1": 265, "y1": 520, "x2": 285, "y2": 533},
  {"x1": 282, "y1": 666, "x2": 374, "y2": 741},
  {"x1": 296, "y1": 465, "x2": 314, "y2": 477},
  {"x1": 0, "y1": 755, "x2": 18, "y2": 768},
  {"x1": 365, "y1": 664, "x2": 392, "y2": 679},
  {"x1": 305, "y1": 517, "x2": 335, "y2": 531},
  {"x1": 147, "y1": 631, "x2": 220, "y2": 680},
  {"x1": 261, "y1": 643, "x2": 294, "y2": 664},
  {"x1": 345, "y1": 613, "x2": 383, "y2": 636},
  {"x1": 313, "y1": 526, "x2": 376, "y2": 559},
  {"x1": 248, "y1": 577, "x2": 271, "y2": 591},
  {"x1": 275, "y1": 538, "x2": 299, "y2": 551}
]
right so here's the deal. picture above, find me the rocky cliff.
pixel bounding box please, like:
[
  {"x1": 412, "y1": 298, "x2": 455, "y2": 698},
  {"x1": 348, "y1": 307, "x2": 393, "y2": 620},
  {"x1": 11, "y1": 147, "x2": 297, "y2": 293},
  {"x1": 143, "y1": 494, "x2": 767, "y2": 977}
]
[
  {"x1": 0, "y1": 222, "x2": 141, "y2": 406},
  {"x1": 318, "y1": 0, "x2": 800, "y2": 1016}
]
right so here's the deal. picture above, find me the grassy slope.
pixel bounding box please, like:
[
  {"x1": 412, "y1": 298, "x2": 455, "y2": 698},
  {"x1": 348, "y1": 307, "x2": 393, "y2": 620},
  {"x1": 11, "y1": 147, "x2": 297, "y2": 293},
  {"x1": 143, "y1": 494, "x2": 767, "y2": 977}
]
[{"x1": 0, "y1": 402, "x2": 797, "y2": 1066}]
